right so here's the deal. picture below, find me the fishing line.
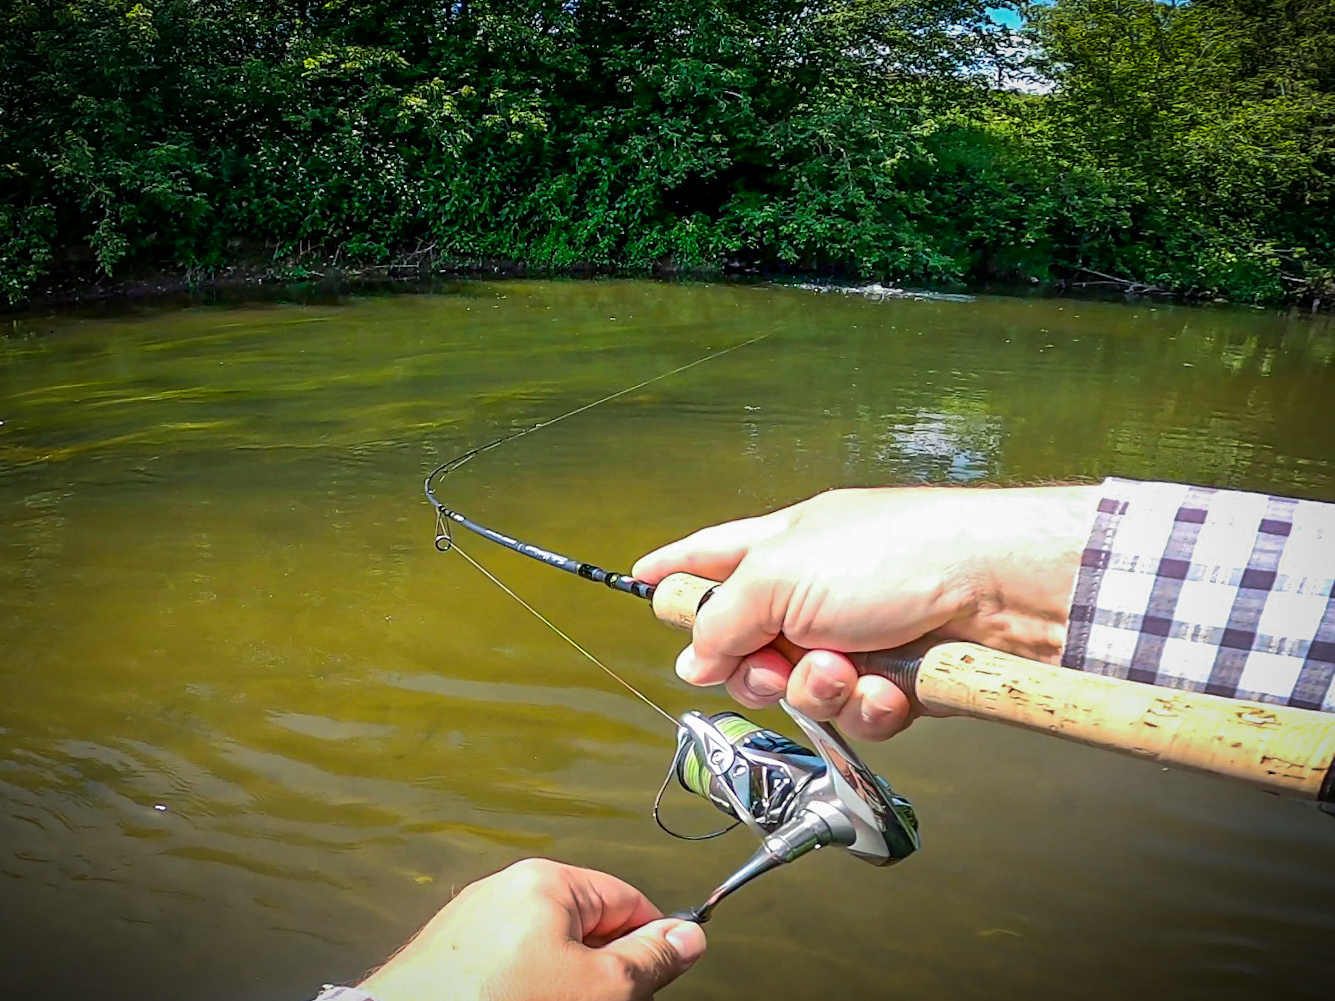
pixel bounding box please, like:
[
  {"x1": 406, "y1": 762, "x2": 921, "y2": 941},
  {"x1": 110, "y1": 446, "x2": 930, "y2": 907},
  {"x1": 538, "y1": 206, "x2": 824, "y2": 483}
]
[
  {"x1": 448, "y1": 540, "x2": 678, "y2": 728},
  {"x1": 426, "y1": 331, "x2": 772, "y2": 729},
  {"x1": 425, "y1": 332, "x2": 771, "y2": 491}
]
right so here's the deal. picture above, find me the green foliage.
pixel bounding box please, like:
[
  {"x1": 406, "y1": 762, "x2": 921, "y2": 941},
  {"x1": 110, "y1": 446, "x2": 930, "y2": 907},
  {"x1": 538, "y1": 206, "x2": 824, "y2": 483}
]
[
  {"x1": 0, "y1": 203, "x2": 55, "y2": 303},
  {"x1": 1019, "y1": 0, "x2": 1335, "y2": 301},
  {"x1": 0, "y1": 0, "x2": 1331, "y2": 305}
]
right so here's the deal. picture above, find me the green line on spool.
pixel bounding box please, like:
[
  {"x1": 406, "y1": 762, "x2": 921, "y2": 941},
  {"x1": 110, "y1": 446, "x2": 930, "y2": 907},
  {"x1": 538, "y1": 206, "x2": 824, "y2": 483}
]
[{"x1": 677, "y1": 713, "x2": 765, "y2": 799}]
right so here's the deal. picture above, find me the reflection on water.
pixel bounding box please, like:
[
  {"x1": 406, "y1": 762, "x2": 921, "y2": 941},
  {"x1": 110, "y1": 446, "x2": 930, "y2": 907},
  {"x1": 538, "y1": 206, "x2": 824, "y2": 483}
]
[{"x1": 1, "y1": 282, "x2": 1334, "y2": 1001}]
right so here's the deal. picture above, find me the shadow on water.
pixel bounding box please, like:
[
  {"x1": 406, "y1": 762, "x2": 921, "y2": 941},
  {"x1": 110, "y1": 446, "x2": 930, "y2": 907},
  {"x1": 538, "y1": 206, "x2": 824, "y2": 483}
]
[{"x1": 1, "y1": 281, "x2": 1333, "y2": 1000}]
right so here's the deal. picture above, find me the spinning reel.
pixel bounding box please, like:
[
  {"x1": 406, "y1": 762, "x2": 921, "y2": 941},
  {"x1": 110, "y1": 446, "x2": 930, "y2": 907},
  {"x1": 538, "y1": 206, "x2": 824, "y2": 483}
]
[{"x1": 657, "y1": 702, "x2": 920, "y2": 923}]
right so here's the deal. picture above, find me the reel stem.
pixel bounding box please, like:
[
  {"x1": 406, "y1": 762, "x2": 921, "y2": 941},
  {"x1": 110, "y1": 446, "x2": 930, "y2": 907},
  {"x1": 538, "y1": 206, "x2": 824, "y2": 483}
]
[{"x1": 674, "y1": 809, "x2": 837, "y2": 924}]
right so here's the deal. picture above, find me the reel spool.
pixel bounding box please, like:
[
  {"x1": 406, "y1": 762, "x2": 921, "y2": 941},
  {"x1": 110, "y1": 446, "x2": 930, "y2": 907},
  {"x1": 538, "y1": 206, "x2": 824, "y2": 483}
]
[
  {"x1": 656, "y1": 702, "x2": 920, "y2": 923},
  {"x1": 669, "y1": 713, "x2": 824, "y2": 832}
]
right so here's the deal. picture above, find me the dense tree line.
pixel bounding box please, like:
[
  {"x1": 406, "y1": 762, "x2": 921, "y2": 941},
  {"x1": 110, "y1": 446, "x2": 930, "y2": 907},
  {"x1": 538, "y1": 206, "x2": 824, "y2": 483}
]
[{"x1": 1, "y1": 0, "x2": 1331, "y2": 305}]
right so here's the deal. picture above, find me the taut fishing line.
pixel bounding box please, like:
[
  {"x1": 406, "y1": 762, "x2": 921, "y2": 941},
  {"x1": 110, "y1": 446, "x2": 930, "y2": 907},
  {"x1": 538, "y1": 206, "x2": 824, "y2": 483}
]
[
  {"x1": 424, "y1": 332, "x2": 772, "y2": 726},
  {"x1": 447, "y1": 541, "x2": 676, "y2": 727},
  {"x1": 424, "y1": 327, "x2": 920, "y2": 925}
]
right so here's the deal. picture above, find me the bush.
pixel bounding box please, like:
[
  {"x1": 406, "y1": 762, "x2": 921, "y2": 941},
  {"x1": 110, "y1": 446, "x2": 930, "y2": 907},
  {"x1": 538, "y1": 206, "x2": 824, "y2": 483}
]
[{"x1": 0, "y1": 0, "x2": 1330, "y2": 305}]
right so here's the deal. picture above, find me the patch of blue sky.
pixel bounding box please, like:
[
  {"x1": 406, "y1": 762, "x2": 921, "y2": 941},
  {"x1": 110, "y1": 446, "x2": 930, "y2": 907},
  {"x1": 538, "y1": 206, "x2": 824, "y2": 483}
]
[{"x1": 987, "y1": 7, "x2": 1024, "y2": 29}]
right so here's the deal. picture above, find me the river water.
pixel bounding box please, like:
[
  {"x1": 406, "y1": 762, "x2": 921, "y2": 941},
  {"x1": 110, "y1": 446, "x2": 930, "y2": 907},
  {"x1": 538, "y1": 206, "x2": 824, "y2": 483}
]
[{"x1": 2, "y1": 281, "x2": 1333, "y2": 1001}]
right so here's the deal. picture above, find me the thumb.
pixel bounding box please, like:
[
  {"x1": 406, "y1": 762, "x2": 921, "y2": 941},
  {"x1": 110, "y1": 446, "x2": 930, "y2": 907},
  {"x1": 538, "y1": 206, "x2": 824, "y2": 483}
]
[{"x1": 596, "y1": 919, "x2": 707, "y2": 999}]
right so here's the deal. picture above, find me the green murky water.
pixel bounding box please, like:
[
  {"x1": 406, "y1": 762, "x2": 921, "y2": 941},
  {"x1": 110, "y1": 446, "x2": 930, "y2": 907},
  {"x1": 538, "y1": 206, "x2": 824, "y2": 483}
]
[{"x1": 2, "y1": 281, "x2": 1334, "y2": 1001}]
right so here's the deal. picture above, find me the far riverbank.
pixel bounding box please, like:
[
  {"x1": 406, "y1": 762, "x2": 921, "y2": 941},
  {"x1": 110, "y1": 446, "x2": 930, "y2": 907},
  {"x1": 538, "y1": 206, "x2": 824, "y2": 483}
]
[{"x1": 8, "y1": 257, "x2": 1332, "y2": 319}]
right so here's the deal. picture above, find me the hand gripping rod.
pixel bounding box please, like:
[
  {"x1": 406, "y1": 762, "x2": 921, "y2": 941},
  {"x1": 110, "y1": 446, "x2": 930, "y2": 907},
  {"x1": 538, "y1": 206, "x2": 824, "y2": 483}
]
[{"x1": 648, "y1": 573, "x2": 1335, "y2": 803}]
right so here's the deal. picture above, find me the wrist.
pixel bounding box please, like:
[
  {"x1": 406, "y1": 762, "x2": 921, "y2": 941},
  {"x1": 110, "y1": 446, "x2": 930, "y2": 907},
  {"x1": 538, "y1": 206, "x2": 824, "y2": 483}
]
[
  {"x1": 356, "y1": 970, "x2": 407, "y2": 1001},
  {"x1": 359, "y1": 963, "x2": 480, "y2": 1001},
  {"x1": 358, "y1": 944, "x2": 482, "y2": 1001},
  {"x1": 957, "y1": 485, "x2": 1101, "y2": 662},
  {"x1": 314, "y1": 988, "x2": 380, "y2": 1001}
]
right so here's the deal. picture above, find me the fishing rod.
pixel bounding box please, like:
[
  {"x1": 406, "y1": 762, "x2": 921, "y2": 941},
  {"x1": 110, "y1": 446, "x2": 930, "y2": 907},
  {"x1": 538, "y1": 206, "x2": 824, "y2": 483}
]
[
  {"x1": 425, "y1": 336, "x2": 921, "y2": 922},
  {"x1": 426, "y1": 339, "x2": 1335, "y2": 922}
]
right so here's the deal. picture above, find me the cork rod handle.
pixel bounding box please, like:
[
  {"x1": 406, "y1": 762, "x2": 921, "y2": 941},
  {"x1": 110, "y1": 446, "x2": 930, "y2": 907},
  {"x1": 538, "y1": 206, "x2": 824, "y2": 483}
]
[{"x1": 650, "y1": 572, "x2": 1335, "y2": 802}]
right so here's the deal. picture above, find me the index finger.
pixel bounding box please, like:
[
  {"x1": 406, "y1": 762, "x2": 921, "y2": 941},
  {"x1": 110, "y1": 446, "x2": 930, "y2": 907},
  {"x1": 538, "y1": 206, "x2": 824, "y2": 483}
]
[
  {"x1": 631, "y1": 512, "x2": 786, "y2": 585},
  {"x1": 674, "y1": 564, "x2": 789, "y2": 685}
]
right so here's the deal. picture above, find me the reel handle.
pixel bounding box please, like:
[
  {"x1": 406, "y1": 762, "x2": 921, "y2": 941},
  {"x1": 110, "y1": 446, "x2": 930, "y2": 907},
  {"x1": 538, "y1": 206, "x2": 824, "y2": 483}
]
[{"x1": 651, "y1": 572, "x2": 1335, "y2": 803}]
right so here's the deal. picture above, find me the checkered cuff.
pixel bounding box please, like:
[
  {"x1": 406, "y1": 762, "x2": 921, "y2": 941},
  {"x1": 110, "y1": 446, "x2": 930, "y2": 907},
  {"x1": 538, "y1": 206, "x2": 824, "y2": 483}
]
[{"x1": 1063, "y1": 478, "x2": 1335, "y2": 712}]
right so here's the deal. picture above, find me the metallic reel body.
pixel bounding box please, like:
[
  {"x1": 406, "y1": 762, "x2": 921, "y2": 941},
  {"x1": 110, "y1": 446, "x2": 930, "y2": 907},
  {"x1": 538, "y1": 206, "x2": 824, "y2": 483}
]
[{"x1": 660, "y1": 702, "x2": 920, "y2": 922}]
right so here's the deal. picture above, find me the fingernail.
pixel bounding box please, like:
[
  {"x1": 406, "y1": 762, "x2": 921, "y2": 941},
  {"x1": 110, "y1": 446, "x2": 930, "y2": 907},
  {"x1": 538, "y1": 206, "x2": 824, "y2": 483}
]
[
  {"x1": 675, "y1": 650, "x2": 702, "y2": 685},
  {"x1": 861, "y1": 699, "x2": 892, "y2": 725},
  {"x1": 808, "y1": 662, "x2": 847, "y2": 702},
  {"x1": 743, "y1": 670, "x2": 783, "y2": 698},
  {"x1": 665, "y1": 921, "x2": 708, "y2": 964}
]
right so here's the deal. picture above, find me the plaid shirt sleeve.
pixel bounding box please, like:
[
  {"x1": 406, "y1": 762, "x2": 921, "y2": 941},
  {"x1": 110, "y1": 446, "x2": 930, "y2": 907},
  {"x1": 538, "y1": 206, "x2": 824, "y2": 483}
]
[{"x1": 1062, "y1": 478, "x2": 1335, "y2": 712}]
